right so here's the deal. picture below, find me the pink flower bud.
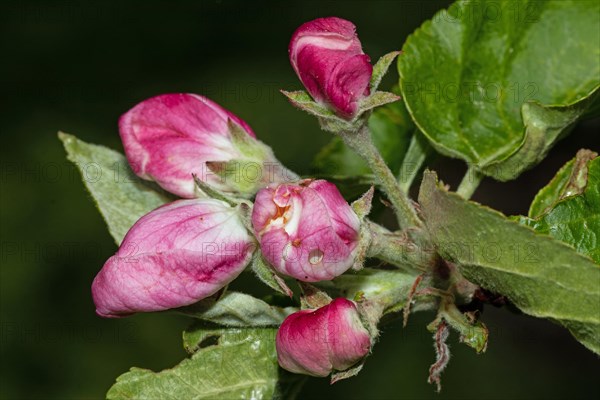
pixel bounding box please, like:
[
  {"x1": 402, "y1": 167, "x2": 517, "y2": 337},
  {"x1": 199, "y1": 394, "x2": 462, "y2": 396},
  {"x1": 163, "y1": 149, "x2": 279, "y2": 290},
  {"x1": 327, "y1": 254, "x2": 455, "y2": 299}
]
[
  {"x1": 276, "y1": 298, "x2": 371, "y2": 377},
  {"x1": 119, "y1": 93, "x2": 258, "y2": 198},
  {"x1": 92, "y1": 199, "x2": 254, "y2": 317},
  {"x1": 289, "y1": 17, "x2": 373, "y2": 119},
  {"x1": 252, "y1": 179, "x2": 360, "y2": 282}
]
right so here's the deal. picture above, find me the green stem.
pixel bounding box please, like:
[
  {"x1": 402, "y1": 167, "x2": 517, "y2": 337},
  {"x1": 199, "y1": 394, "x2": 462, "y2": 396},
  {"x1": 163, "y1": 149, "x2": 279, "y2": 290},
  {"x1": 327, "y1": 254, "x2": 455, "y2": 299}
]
[
  {"x1": 456, "y1": 166, "x2": 484, "y2": 199},
  {"x1": 398, "y1": 130, "x2": 433, "y2": 193},
  {"x1": 366, "y1": 221, "x2": 435, "y2": 272},
  {"x1": 342, "y1": 125, "x2": 422, "y2": 229},
  {"x1": 436, "y1": 298, "x2": 488, "y2": 353},
  {"x1": 313, "y1": 266, "x2": 438, "y2": 322}
]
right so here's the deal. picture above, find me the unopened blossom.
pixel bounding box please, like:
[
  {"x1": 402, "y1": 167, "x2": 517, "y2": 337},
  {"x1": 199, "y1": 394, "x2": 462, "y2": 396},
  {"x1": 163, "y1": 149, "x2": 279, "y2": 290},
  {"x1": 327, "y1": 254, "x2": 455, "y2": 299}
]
[
  {"x1": 119, "y1": 93, "x2": 291, "y2": 198},
  {"x1": 289, "y1": 17, "x2": 373, "y2": 119},
  {"x1": 252, "y1": 179, "x2": 360, "y2": 281},
  {"x1": 276, "y1": 298, "x2": 371, "y2": 377},
  {"x1": 92, "y1": 199, "x2": 254, "y2": 317}
]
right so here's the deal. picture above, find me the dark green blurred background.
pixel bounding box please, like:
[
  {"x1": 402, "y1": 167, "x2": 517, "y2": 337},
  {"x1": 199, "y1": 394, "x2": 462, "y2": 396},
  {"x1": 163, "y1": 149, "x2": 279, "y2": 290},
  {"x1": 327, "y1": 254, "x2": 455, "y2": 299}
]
[{"x1": 1, "y1": 1, "x2": 598, "y2": 399}]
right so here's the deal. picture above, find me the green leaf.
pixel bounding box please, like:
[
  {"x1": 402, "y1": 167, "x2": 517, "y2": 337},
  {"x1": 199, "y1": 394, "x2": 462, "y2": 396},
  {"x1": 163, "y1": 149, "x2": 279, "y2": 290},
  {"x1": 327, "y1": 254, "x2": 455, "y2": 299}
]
[
  {"x1": 313, "y1": 98, "x2": 414, "y2": 178},
  {"x1": 528, "y1": 160, "x2": 575, "y2": 218},
  {"x1": 481, "y1": 88, "x2": 600, "y2": 180},
  {"x1": 108, "y1": 328, "x2": 279, "y2": 399},
  {"x1": 177, "y1": 291, "x2": 296, "y2": 327},
  {"x1": 583, "y1": 91, "x2": 600, "y2": 120},
  {"x1": 399, "y1": 0, "x2": 600, "y2": 181},
  {"x1": 418, "y1": 171, "x2": 600, "y2": 354},
  {"x1": 529, "y1": 149, "x2": 598, "y2": 218},
  {"x1": 520, "y1": 152, "x2": 600, "y2": 263},
  {"x1": 58, "y1": 132, "x2": 173, "y2": 244}
]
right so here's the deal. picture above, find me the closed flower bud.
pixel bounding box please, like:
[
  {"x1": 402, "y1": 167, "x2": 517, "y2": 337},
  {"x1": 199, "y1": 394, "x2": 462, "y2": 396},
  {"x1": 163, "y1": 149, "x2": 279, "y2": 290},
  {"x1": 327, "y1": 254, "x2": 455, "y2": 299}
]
[
  {"x1": 289, "y1": 17, "x2": 373, "y2": 119},
  {"x1": 119, "y1": 93, "x2": 293, "y2": 198},
  {"x1": 252, "y1": 179, "x2": 360, "y2": 282},
  {"x1": 276, "y1": 298, "x2": 371, "y2": 377},
  {"x1": 92, "y1": 199, "x2": 254, "y2": 317}
]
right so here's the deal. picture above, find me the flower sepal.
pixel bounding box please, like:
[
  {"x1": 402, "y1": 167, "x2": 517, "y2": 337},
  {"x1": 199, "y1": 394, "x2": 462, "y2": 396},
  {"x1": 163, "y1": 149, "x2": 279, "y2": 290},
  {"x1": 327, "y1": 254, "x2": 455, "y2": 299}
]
[
  {"x1": 193, "y1": 173, "x2": 239, "y2": 206},
  {"x1": 280, "y1": 90, "x2": 357, "y2": 132},
  {"x1": 225, "y1": 118, "x2": 270, "y2": 159},
  {"x1": 298, "y1": 281, "x2": 332, "y2": 309},
  {"x1": 281, "y1": 88, "x2": 399, "y2": 135},
  {"x1": 369, "y1": 50, "x2": 401, "y2": 92},
  {"x1": 330, "y1": 362, "x2": 366, "y2": 384},
  {"x1": 250, "y1": 252, "x2": 294, "y2": 297},
  {"x1": 204, "y1": 119, "x2": 298, "y2": 197},
  {"x1": 191, "y1": 176, "x2": 258, "y2": 247},
  {"x1": 357, "y1": 91, "x2": 401, "y2": 114}
]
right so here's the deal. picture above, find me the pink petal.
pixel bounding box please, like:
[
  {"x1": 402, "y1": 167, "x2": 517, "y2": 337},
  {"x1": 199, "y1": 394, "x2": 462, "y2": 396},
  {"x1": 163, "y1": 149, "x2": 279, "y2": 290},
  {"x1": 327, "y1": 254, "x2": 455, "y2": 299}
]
[
  {"x1": 326, "y1": 54, "x2": 373, "y2": 118},
  {"x1": 326, "y1": 298, "x2": 371, "y2": 370},
  {"x1": 252, "y1": 180, "x2": 360, "y2": 282},
  {"x1": 276, "y1": 298, "x2": 371, "y2": 377},
  {"x1": 92, "y1": 199, "x2": 254, "y2": 317},
  {"x1": 308, "y1": 180, "x2": 361, "y2": 244},
  {"x1": 276, "y1": 308, "x2": 332, "y2": 377},
  {"x1": 119, "y1": 93, "x2": 255, "y2": 198},
  {"x1": 251, "y1": 187, "x2": 279, "y2": 233}
]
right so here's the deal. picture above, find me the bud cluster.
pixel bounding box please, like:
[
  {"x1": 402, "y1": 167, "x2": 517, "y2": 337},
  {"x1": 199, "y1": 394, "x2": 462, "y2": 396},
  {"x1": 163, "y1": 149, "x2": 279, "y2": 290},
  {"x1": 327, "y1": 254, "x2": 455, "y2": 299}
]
[{"x1": 91, "y1": 16, "x2": 396, "y2": 381}]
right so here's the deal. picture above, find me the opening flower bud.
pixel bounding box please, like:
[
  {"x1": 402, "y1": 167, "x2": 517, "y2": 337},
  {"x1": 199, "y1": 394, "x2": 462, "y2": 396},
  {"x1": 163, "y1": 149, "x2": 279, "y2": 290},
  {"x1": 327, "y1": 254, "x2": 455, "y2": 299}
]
[
  {"x1": 289, "y1": 17, "x2": 373, "y2": 119},
  {"x1": 251, "y1": 179, "x2": 360, "y2": 281},
  {"x1": 276, "y1": 298, "x2": 371, "y2": 377},
  {"x1": 92, "y1": 199, "x2": 254, "y2": 317},
  {"x1": 119, "y1": 93, "x2": 293, "y2": 198}
]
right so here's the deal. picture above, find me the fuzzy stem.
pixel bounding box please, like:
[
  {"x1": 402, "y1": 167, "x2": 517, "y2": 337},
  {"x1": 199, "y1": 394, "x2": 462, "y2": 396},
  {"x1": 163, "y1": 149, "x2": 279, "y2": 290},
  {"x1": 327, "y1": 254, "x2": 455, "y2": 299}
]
[
  {"x1": 341, "y1": 125, "x2": 422, "y2": 229},
  {"x1": 366, "y1": 221, "x2": 435, "y2": 272},
  {"x1": 456, "y1": 166, "x2": 484, "y2": 199}
]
